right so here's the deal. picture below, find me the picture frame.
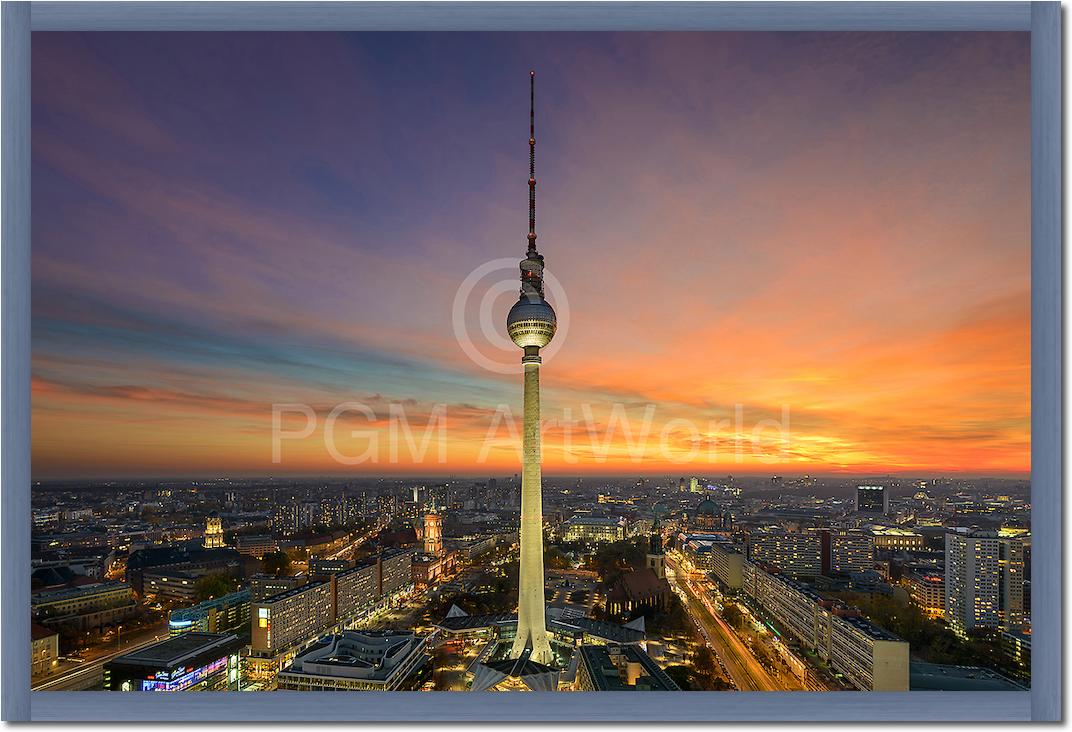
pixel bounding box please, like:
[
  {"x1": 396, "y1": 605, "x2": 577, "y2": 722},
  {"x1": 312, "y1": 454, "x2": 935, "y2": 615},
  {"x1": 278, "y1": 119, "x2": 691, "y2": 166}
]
[{"x1": 1, "y1": 0, "x2": 1061, "y2": 722}]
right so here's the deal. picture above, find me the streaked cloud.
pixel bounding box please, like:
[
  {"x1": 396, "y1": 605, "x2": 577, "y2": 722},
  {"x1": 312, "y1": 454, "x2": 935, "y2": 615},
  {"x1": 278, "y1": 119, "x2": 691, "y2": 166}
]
[{"x1": 31, "y1": 32, "x2": 1029, "y2": 477}]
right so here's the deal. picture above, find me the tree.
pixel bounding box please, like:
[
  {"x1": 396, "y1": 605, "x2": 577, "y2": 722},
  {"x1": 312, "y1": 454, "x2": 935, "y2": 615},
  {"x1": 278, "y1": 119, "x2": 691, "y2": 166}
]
[
  {"x1": 194, "y1": 573, "x2": 237, "y2": 601},
  {"x1": 722, "y1": 603, "x2": 745, "y2": 631},
  {"x1": 587, "y1": 538, "x2": 647, "y2": 585},
  {"x1": 827, "y1": 591, "x2": 1022, "y2": 678},
  {"x1": 664, "y1": 665, "x2": 698, "y2": 690},
  {"x1": 693, "y1": 645, "x2": 718, "y2": 678},
  {"x1": 544, "y1": 546, "x2": 571, "y2": 570},
  {"x1": 644, "y1": 595, "x2": 692, "y2": 637},
  {"x1": 261, "y1": 550, "x2": 292, "y2": 577}
]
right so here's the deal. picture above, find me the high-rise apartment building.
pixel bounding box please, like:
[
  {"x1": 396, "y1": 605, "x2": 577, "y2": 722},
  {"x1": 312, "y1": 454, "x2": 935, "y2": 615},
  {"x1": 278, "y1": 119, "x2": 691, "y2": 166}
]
[
  {"x1": 741, "y1": 561, "x2": 909, "y2": 691},
  {"x1": 378, "y1": 548, "x2": 415, "y2": 598},
  {"x1": 945, "y1": 531, "x2": 1025, "y2": 635},
  {"x1": 247, "y1": 581, "x2": 335, "y2": 682},
  {"x1": 902, "y1": 570, "x2": 945, "y2": 619},
  {"x1": 333, "y1": 560, "x2": 378, "y2": 620},
  {"x1": 749, "y1": 529, "x2": 822, "y2": 577},
  {"x1": 817, "y1": 529, "x2": 875, "y2": 575}
]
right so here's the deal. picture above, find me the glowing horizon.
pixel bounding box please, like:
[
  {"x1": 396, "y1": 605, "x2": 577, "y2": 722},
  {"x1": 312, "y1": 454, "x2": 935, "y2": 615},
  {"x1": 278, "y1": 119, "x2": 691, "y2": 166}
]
[{"x1": 31, "y1": 32, "x2": 1030, "y2": 480}]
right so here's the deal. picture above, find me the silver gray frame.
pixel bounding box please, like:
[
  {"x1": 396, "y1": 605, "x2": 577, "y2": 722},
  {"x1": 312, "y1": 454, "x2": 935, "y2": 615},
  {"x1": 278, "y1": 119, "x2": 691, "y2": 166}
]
[{"x1": 1, "y1": 1, "x2": 1060, "y2": 721}]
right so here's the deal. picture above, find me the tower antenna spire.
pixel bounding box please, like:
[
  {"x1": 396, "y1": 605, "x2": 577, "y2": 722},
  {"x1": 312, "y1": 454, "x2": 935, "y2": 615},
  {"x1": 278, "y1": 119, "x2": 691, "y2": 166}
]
[{"x1": 527, "y1": 70, "x2": 537, "y2": 255}]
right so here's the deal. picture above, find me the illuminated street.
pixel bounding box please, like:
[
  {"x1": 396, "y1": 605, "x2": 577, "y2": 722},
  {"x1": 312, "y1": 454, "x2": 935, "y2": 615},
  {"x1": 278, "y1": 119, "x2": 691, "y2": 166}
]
[
  {"x1": 32, "y1": 620, "x2": 170, "y2": 691},
  {"x1": 325, "y1": 521, "x2": 387, "y2": 561},
  {"x1": 665, "y1": 555, "x2": 800, "y2": 692}
]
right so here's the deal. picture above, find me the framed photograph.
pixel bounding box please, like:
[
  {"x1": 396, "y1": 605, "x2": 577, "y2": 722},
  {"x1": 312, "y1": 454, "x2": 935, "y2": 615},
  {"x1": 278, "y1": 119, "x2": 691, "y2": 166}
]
[{"x1": 2, "y1": 0, "x2": 1061, "y2": 723}]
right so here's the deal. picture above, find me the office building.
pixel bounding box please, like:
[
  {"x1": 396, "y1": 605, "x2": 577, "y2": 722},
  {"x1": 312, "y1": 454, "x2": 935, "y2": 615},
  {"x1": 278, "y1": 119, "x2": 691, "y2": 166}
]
[
  {"x1": 31, "y1": 581, "x2": 137, "y2": 631},
  {"x1": 276, "y1": 630, "x2": 427, "y2": 691},
  {"x1": 870, "y1": 526, "x2": 925, "y2": 552},
  {"x1": 562, "y1": 515, "x2": 625, "y2": 543},
  {"x1": 856, "y1": 485, "x2": 889, "y2": 514},
  {"x1": 309, "y1": 557, "x2": 351, "y2": 576},
  {"x1": 234, "y1": 535, "x2": 279, "y2": 558},
  {"x1": 143, "y1": 568, "x2": 207, "y2": 604},
  {"x1": 168, "y1": 590, "x2": 251, "y2": 636},
  {"x1": 1001, "y1": 629, "x2": 1031, "y2": 675},
  {"x1": 246, "y1": 550, "x2": 413, "y2": 683},
  {"x1": 708, "y1": 542, "x2": 746, "y2": 590},
  {"x1": 103, "y1": 632, "x2": 244, "y2": 691}
]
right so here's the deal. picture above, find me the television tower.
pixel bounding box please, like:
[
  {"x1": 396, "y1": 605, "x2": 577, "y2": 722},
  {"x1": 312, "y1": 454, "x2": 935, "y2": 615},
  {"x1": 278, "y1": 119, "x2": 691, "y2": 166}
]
[{"x1": 506, "y1": 70, "x2": 557, "y2": 666}]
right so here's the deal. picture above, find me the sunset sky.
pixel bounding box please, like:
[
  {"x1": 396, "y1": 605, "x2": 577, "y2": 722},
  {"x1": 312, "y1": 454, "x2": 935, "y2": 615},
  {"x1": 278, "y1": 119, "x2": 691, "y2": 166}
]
[{"x1": 31, "y1": 32, "x2": 1030, "y2": 479}]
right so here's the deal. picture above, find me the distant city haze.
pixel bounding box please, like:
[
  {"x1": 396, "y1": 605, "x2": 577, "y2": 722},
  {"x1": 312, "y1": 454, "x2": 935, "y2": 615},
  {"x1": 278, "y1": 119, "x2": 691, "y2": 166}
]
[{"x1": 31, "y1": 32, "x2": 1029, "y2": 479}]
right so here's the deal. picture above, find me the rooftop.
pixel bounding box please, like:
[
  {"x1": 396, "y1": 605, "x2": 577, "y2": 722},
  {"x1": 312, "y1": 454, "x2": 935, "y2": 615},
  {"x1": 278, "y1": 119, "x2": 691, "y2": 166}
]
[
  {"x1": 31, "y1": 581, "x2": 129, "y2": 603},
  {"x1": 550, "y1": 616, "x2": 646, "y2": 644},
  {"x1": 110, "y1": 632, "x2": 241, "y2": 668},
  {"x1": 910, "y1": 662, "x2": 1027, "y2": 691},
  {"x1": 285, "y1": 630, "x2": 424, "y2": 682},
  {"x1": 869, "y1": 526, "x2": 923, "y2": 536},
  {"x1": 837, "y1": 614, "x2": 903, "y2": 643},
  {"x1": 169, "y1": 589, "x2": 250, "y2": 621},
  {"x1": 577, "y1": 644, "x2": 680, "y2": 691},
  {"x1": 565, "y1": 515, "x2": 621, "y2": 526},
  {"x1": 259, "y1": 580, "x2": 328, "y2": 605}
]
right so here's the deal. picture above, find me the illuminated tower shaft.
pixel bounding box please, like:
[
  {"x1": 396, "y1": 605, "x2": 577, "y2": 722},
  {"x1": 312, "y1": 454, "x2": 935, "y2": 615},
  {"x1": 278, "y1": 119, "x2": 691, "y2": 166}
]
[
  {"x1": 511, "y1": 360, "x2": 553, "y2": 663},
  {"x1": 506, "y1": 71, "x2": 556, "y2": 666}
]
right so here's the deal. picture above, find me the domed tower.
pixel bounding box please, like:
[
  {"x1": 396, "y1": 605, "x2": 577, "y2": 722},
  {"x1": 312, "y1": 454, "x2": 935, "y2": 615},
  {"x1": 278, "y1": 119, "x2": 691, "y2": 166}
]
[
  {"x1": 509, "y1": 71, "x2": 556, "y2": 667},
  {"x1": 694, "y1": 498, "x2": 720, "y2": 531}
]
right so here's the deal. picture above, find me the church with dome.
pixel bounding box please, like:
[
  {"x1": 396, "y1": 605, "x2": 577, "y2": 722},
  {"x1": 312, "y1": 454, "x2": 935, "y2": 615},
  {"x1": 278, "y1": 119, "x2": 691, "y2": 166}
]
[{"x1": 691, "y1": 498, "x2": 730, "y2": 532}]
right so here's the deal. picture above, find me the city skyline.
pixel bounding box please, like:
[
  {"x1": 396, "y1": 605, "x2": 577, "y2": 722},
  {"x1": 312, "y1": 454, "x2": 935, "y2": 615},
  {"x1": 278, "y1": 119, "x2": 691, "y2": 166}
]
[{"x1": 32, "y1": 31, "x2": 1029, "y2": 479}]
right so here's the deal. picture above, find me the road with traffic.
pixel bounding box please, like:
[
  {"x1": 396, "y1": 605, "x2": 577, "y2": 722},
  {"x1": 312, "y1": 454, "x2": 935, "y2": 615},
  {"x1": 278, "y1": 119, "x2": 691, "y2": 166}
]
[
  {"x1": 32, "y1": 620, "x2": 170, "y2": 691},
  {"x1": 665, "y1": 555, "x2": 801, "y2": 692}
]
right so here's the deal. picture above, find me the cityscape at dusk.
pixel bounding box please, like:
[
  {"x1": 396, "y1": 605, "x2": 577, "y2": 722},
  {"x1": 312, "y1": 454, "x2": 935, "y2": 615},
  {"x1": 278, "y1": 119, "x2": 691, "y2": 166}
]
[{"x1": 31, "y1": 31, "x2": 1030, "y2": 696}]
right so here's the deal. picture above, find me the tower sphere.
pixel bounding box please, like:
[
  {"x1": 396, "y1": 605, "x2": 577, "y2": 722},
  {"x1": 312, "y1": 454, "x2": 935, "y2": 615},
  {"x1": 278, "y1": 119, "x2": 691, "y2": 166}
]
[{"x1": 507, "y1": 297, "x2": 557, "y2": 350}]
